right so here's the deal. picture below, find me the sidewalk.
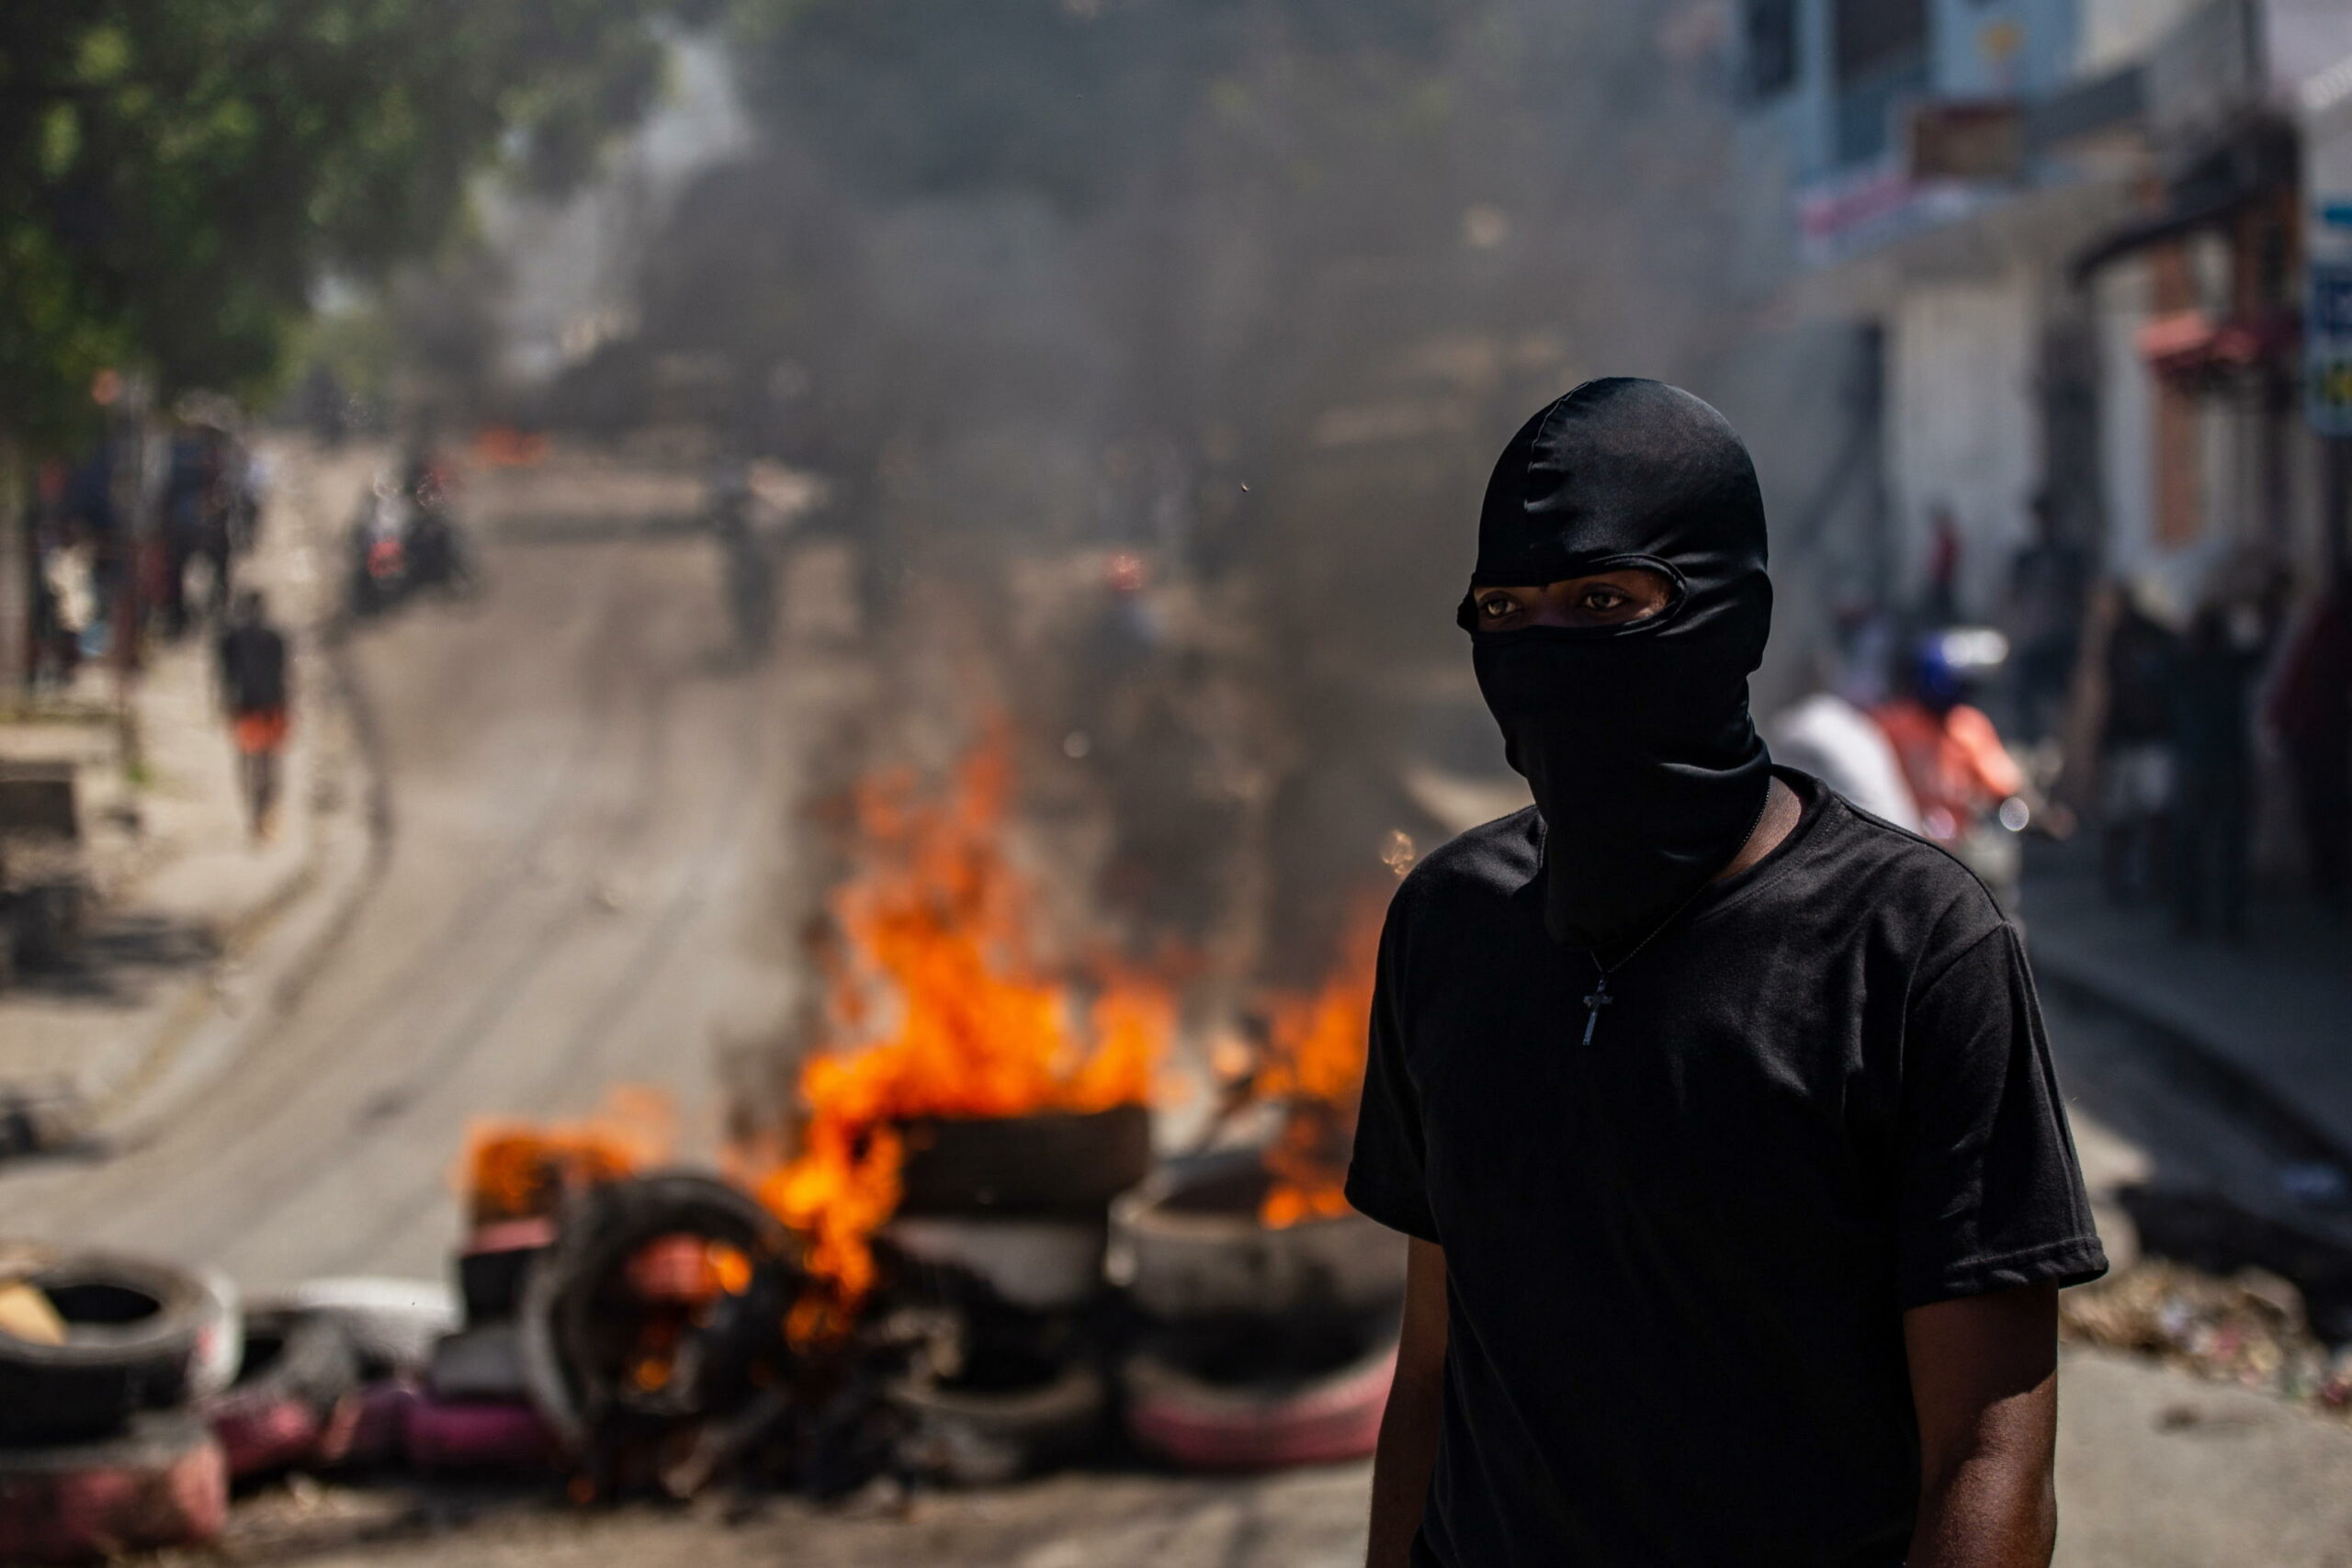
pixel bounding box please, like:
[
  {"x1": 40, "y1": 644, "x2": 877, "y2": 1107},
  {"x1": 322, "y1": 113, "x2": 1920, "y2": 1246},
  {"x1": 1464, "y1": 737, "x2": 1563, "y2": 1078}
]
[
  {"x1": 0, "y1": 441, "x2": 382, "y2": 1133},
  {"x1": 2024, "y1": 842, "x2": 2352, "y2": 1166}
]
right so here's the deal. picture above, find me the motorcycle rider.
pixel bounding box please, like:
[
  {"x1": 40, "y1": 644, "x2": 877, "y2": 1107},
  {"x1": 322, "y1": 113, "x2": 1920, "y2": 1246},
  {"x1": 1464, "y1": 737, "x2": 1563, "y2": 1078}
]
[
  {"x1": 1873, "y1": 633, "x2": 2042, "y2": 905},
  {"x1": 707, "y1": 455, "x2": 775, "y2": 656},
  {"x1": 217, "y1": 591, "x2": 291, "y2": 841}
]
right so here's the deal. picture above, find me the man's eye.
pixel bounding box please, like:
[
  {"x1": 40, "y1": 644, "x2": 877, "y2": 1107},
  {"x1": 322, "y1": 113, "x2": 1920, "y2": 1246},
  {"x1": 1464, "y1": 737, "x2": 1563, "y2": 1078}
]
[
  {"x1": 1479, "y1": 596, "x2": 1516, "y2": 620},
  {"x1": 1582, "y1": 589, "x2": 1626, "y2": 613}
]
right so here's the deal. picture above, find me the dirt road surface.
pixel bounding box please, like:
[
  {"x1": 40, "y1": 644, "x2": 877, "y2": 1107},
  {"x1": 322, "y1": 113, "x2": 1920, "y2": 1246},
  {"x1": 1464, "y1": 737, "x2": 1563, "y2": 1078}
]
[{"x1": 0, "y1": 514, "x2": 829, "y2": 1283}]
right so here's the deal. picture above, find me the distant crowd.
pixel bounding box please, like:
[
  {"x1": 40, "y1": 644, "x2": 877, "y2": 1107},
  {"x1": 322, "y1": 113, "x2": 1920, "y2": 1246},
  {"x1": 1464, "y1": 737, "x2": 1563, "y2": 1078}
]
[
  {"x1": 24, "y1": 414, "x2": 269, "y2": 684},
  {"x1": 1770, "y1": 495, "x2": 2350, "y2": 941}
]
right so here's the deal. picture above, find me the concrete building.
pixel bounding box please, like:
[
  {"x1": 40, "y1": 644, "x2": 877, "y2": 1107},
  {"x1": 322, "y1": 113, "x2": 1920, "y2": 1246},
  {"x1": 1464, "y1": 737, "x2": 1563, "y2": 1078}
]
[{"x1": 1731, "y1": 0, "x2": 2352, "y2": 626}]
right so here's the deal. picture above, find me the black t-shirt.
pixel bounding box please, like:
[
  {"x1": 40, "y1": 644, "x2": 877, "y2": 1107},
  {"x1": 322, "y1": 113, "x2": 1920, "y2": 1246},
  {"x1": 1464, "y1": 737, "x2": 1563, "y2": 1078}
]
[
  {"x1": 1346, "y1": 769, "x2": 2106, "y2": 1568},
  {"x1": 217, "y1": 624, "x2": 288, "y2": 714}
]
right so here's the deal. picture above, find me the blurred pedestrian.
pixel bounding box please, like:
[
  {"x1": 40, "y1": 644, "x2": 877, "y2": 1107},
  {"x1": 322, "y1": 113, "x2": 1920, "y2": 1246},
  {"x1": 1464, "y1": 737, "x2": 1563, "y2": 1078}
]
[
  {"x1": 2006, "y1": 491, "x2": 2087, "y2": 747},
  {"x1": 2097, "y1": 582, "x2": 2177, "y2": 904},
  {"x1": 2268, "y1": 568, "x2": 2351, "y2": 916},
  {"x1": 1922, "y1": 503, "x2": 1962, "y2": 626},
  {"x1": 1355, "y1": 381, "x2": 2101, "y2": 1568},
  {"x1": 216, "y1": 591, "x2": 290, "y2": 843},
  {"x1": 1872, "y1": 634, "x2": 2035, "y2": 906},
  {"x1": 161, "y1": 423, "x2": 212, "y2": 637},
  {"x1": 2168, "y1": 599, "x2": 2267, "y2": 940},
  {"x1": 62, "y1": 445, "x2": 120, "y2": 659},
  {"x1": 1765, "y1": 631, "x2": 1921, "y2": 831}
]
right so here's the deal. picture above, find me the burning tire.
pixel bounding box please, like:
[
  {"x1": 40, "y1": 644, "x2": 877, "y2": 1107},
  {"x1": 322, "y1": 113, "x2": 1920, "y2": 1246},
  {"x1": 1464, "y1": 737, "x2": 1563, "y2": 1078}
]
[
  {"x1": 517, "y1": 1172, "x2": 802, "y2": 1453},
  {"x1": 203, "y1": 1309, "x2": 361, "y2": 1481},
  {"x1": 0, "y1": 1253, "x2": 241, "y2": 1446},
  {"x1": 1107, "y1": 1152, "x2": 1406, "y2": 1324},
  {"x1": 884, "y1": 1217, "x2": 1110, "y2": 1313},
  {"x1": 401, "y1": 1394, "x2": 560, "y2": 1474},
  {"x1": 889, "y1": 1360, "x2": 1109, "y2": 1486},
  {"x1": 1123, "y1": 1328, "x2": 1396, "y2": 1472},
  {"x1": 0, "y1": 1412, "x2": 229, "y2": 1562},
  {"x1": 897, "y1": 1106, "x2": 1153, "y2": 1219}
]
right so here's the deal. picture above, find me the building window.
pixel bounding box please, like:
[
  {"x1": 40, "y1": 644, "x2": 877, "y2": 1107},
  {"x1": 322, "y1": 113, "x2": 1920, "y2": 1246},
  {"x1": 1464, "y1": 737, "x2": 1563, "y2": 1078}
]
[
  {"x1": 1831, "y1": 0, "x2": 1930, "y2": 164},
  {"x1": 1745, "y1": 0, "x2": 1799, "y2": 100}
]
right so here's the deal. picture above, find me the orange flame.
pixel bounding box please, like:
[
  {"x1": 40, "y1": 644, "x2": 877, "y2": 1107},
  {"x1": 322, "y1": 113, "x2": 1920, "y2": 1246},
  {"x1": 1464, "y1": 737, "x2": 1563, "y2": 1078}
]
[
  {"x1": 746, "y1": 727, "x2": 1170, "y2": 1341},
  {"x1": 459, "y1": 1086, "x2": 675, "y2": 1225},
  {"x1": 1248, "y1": 902, "x2": 1383, "y2": 1229}
]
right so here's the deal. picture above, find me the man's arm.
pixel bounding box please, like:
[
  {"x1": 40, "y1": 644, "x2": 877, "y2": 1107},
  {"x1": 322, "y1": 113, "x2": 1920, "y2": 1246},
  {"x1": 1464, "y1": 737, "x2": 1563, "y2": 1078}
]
[
  {"x1": 1366, "y1": 1237, "x2": 1447, "y2": 1568},
  {"x1": 1904, "y1": 1281, "x2": 2061, "y2": 1568}
]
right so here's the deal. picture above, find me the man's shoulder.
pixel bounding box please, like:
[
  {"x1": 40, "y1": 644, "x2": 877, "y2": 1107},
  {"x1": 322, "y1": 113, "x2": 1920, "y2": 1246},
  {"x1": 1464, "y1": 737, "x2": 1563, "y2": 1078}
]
[
  {"x1": 1800, "y1": 787, "x2": 2008, "y2": 950},
  {"x1": 1400, "y1": 806, "x2": 1543, "y2": 908}
]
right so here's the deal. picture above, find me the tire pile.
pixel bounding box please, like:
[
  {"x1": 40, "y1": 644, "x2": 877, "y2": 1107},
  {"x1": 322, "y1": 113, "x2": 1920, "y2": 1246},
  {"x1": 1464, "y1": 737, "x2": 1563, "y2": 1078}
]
[
  {"x1": 0, "y1": 1117, "x2": 1408, "y2": 1550},
  {"x1": 851, "y1": 1115, "x2": 1408, "y2": 1487},
  {"x1": 0, "y1": 1247, "x2": 469, "y2": 1562},
  {"x1": 1111, "y1": 1152, "x2": 1403, "y2": 1471}
]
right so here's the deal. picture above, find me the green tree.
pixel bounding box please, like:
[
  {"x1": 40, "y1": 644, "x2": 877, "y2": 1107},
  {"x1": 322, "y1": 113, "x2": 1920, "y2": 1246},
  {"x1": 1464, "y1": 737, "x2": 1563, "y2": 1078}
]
[{"x1": 0, "y1": 0, "x2": 694, "y2": 456}]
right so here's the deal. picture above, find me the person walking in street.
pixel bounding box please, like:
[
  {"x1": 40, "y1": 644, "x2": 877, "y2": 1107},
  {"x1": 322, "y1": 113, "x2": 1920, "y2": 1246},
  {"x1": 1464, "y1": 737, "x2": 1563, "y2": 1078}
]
[
  {"x1": 1873, "y1": 635, "x2": 2030, "y2": 845},
  {"x1": 1923, "y1": 503, "x2": 1963, "y2": 626},
  {"x1": 1351, "y1": 380, "x2": 2105, "y2": 1568},
  {"x1": 2095, "y1": 582, "x2": 2177, "y2": 904},
  {"x1": 216, "y1": 591, "x2": 291, "y2": 842},
  {"x1": 2168, "y1": 597, "x2": 2268, "y2": 940},
  {"x1": 2267, "y1": 568, "x2": 2351, "y2": 918},
  {"x1": 2006, "y1": 491, "x2": 2088, "y2": 748}
]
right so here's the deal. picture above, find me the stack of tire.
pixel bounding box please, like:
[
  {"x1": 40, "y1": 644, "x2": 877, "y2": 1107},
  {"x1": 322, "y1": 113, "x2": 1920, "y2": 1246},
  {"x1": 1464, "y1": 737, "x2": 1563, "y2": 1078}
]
[
  {"x1": 1108, "y1": 1151, "x2": 1406, "y2": 1471},
  {"x1": 408, "y1": 1216, "x2": 562, "y2": 1472},
  {"x1": 876, "y1": 1107, "x2": 1155, "y2": 1486},
  {"x1": 0, "y1": 1251, "x2": 238, "y2": 1562}
]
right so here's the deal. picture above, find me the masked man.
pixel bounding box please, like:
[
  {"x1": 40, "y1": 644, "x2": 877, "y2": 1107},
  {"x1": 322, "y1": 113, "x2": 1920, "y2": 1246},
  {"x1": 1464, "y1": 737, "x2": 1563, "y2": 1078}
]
[{"x1": 1350, "y1": 381, "x2": 2104, "y2": 1568}]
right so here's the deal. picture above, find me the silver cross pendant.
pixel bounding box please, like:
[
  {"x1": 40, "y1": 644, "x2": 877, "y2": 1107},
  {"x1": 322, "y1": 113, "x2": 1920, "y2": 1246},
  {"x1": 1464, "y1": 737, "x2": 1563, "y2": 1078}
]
[{"x1": 1581, "y1": 976, "x2": 1613, "y2": 1044}]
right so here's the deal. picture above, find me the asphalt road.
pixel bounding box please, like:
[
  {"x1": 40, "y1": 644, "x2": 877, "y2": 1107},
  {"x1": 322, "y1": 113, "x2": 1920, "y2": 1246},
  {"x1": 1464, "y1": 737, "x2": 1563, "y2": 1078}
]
[{"x1": 0, "y1": 516, "x2": 830, "y2": 1286}]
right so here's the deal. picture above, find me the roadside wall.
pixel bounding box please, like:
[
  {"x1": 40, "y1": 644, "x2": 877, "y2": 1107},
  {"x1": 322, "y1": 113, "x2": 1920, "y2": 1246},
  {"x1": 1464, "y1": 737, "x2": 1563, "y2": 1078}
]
[{"x1": 1886, "y1": 265, "x2": 2042, "y2": 618}]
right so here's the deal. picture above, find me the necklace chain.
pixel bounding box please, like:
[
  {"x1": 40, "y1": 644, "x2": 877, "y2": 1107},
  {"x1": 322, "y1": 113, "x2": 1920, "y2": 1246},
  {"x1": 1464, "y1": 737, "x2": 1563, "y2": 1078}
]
[{"x1": 1580, "y1": 784, "x2": 1777, "y2": 1045}]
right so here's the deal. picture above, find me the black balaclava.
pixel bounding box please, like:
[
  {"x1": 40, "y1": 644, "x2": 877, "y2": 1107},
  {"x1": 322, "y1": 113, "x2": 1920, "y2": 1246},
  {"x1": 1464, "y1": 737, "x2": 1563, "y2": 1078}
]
[{"x1": 1458, "y1": 378, "x2": 1774, "y2": 950}]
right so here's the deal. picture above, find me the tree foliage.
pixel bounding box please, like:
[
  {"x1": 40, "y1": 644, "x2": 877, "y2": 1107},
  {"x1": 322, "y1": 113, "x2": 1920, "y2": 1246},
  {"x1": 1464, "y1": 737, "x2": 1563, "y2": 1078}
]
[{"x1": 0, "y1": 0, "x2": 691, "y2": 452}]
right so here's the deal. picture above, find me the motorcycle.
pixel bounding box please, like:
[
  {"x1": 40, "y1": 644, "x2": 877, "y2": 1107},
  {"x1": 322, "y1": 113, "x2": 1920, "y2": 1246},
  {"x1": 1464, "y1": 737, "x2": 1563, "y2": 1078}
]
[
  {"x1": 345, "y1": 475, "x2": 476, "y2": 616},
  {"x1": 346, "y1": 483, "x2": 413, "y2": 616}
]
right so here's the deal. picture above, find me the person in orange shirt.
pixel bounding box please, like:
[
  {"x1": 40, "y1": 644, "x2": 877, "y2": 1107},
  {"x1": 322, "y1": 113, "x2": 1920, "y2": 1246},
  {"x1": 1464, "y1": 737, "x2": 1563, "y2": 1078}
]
[
  {"x1": 216, "y1": 591, "x2": 291, "y2": 841},
  {"x1": 1874, "y1": 635, "x2": 2035, "y2": 859}
]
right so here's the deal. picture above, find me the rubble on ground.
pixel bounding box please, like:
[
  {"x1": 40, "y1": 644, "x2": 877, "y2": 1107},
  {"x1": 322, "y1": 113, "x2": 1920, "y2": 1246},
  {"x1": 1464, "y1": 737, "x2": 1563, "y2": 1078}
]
[{"x1": 2062, "y1": 1258, "x2": 2352, "y2": 1416}]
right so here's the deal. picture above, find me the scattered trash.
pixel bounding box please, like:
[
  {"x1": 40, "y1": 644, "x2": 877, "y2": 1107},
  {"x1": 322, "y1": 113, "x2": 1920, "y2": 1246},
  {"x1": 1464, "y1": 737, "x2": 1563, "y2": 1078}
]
[
  {"x1": 0, "y1": 1282, "x2": 65, "y2": 1347},
  {"x1": 2062, "y1": 1260, "x2": 2352, "y2": 1415}
]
